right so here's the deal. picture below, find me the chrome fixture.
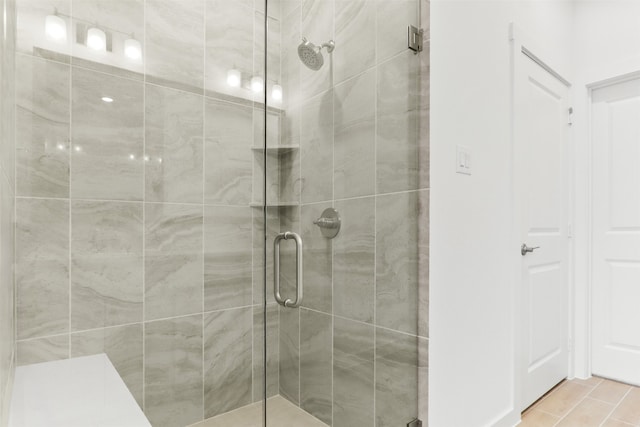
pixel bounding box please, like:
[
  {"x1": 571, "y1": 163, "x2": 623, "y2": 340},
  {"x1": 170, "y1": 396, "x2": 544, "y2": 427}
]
[
  {"x1": 298, "y1": 37, "x2": 335, "y2": 71},
  {"x1": 521, "y1": 243, "x2": 540, "y2": 256},
  {"x1": 313, "y1": 208, "x2": 340, "y2": 239},
  {"x1": 274, "y1": 232, "x2": 303, "y2": 308},
  {"x1": 407, "y1": 25, "x2": 424, "y2": 53}
]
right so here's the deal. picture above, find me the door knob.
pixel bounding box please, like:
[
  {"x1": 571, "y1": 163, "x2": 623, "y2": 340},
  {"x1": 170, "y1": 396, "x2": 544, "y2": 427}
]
[{"x1": 521, "y1": 243, "x2": 540, "y2": 256}]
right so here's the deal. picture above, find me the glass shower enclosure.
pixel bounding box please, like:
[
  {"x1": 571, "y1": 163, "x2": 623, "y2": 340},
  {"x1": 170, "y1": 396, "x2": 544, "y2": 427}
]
[{"x1": 11, "y1": 0, "x2": 428, "y2": 426}]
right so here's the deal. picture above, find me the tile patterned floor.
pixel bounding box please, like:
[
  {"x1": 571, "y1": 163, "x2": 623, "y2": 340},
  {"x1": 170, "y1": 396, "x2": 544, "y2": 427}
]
[
  {"x1": 521, "y1": 377, "x2": 640, "y2": 426},
  {"x1": 188, "y1": 395, "x2": 329, "y2": 427}
]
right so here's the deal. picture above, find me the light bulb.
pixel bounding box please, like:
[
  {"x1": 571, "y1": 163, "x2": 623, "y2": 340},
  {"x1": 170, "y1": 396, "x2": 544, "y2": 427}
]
[
  {"x1": 124, "y1": 38, "x2": 142, "y2": 60},
  {"x1": 101, "y1": 96, "x2": 113, "y2": 103},
  {"x1": 227, "y1": 69, "x2": 241, "y2": 87},
  {"x1": 251, "y1": 76, "x2": 264, "y2": 93},
  {"x1": 272, "y1": 84, "x2": 283, "y2": 101},
  {"x1": 45, "y1": 15, "x2": 67, "y2": 41},
  {"x1": 87, "y1": 27, "x2": 106, "y2": 51}
]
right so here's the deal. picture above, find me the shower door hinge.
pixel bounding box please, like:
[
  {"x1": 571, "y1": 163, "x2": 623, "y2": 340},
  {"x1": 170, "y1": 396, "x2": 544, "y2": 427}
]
[
  {"x1": 408, "y1": 25, "x2": 424, "y2": 53},
  {"x1": 568, "y1": 107, "x2": 573, "y2": 126},
  {"x1": 407, "y1": 419, "x2": 423, "y2": 427}
]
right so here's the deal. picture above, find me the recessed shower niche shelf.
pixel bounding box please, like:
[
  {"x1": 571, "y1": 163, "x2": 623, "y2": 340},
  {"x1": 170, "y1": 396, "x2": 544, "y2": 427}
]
[
  {"x1": 251, "y1": 145, "x2": 299, "y2": 154},
  {"x1": 249, "y1": 201, "x2": 300, "y2": 208}
]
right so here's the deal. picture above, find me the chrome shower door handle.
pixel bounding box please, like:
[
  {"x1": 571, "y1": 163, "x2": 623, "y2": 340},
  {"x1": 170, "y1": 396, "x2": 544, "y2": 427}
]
[{"x1": 274, "y1": 231, "x2": 303, "y2": 308}]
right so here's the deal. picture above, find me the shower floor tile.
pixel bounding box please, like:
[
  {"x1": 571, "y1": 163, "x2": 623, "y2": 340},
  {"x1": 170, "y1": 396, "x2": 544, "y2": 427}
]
[{"x1": 188, "y1": 396, "x2": 329, "y2": 427}]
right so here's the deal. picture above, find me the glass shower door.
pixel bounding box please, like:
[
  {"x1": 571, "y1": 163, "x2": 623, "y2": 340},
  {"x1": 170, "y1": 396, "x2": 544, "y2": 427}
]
[{"x1": 263, "y1": 0, "x2": 429, "y2": 426}]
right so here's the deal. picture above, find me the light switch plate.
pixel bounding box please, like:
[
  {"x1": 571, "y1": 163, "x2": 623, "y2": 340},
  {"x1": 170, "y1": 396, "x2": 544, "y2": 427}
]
[{"x1": 456, "y1": 145, "x2": 472, "y2": 175}]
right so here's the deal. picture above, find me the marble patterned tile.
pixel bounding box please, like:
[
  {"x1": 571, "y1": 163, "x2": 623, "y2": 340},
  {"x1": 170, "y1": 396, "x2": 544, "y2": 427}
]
[
  {"x1": 70, "y1": 323, "x2": 143, "y2": 407},
  {"x1": 252, "y1": 207, "x2": 279, "y2": 305},
  {"x1": 334, "y1": 0, "x2": 375, "y2": 84},
  {"x1": 17, "y1": 335, "x2": 69, "y2": 366},
  {"x1": 300, "y1": 204, "x2": 332, "y2": 313},
  {"x1": 333, "y1": 197, "x2": 374, "y2": 323},
  {"x1": 418, "y1": 39, "x2": 430, "y2": 192},
  {"x1": 204, "y1": 307, "x2": 252, "y2": 418},
  {"x1": 254, "y1": 13, "x2": 281, "y2": 87},
  {"x1": 204, "y1": 99, "x2": 253, "y2": 205},
  {"x1": 375, "y1": 328, "x2": 419, "y2": 427},
  {"x1": 145, "y1": 84, "x2": 204, "y2": 204},
  {"x1": 253, "y1": 304, "x2": 279, "y2": 402},
  {"x1": 376, "y1": 51, "x2": 423, "y2": 194},
  {"x1": 204, "y1": 205, "x2": 252, "y2": 311},
  {"x1": 15, "y1": 198, "x2": 69, "y2": 339},
  {"x1": 300, "y1": 0, "x2": 334, "y2": 100},
  {"x1": 279, "y1": 306, "x2": 300, "y2": 405},
  {"x1": 71, "y1": 68, "x2": 144, "y2": 201},
  {"x1": 205, "y1": 0, "x2": 254, "y2": 97},
  {"x1": 15, "y1": 55, "x2": 70, "y2": 198},
  {"x1": 301, "y1": 91, "x2": 333, "y2": 203},
  {"x1": 145, "y1": 203, "x2": 203, "y2": 320},
  {"x1": 376, "y1": 190, "x2": 428, "y2": 335},
  {"x1": 71, "y1": 201, "x2": 143, "y2": 255},
  {"x1": 71, "y1": 0, "x2": 144, "y2": 78},
  {"x1": 281, "y1": 8, "x2": 301, "y2": 110},
  {"x1": 145, "y1": 255, "x2": 203, "y2": 321},
  {"x1": 145, "y1": 0, "x2": 204, "y2": 93},
  {"x1": 16, "y1": 0, "x2": 72, "y2": 61},
  {"x1": 418, "y1": 336, "x2": 428, "y2": 422},
  {"x1": 376, "y1": 0, "x2": 419, "y2": 63},
  {"x1": 0, "y1": 176, "x2": 14, "y2": 393},
  {"x1": 300, "y1": 308, "x2": 332, "y2": 425},
  {"x1": 16, "y1": 198, "x2": 68, "y2": 261},
  {"x1": 16, "y1": 258, "x2": 69, "y2": 340},
  {"x1": 333, "y1": 68, "x2": 375, "y2": 199},
  {"x1": 145, "y1": 314, "x2": 203, "y2": 427},
  {"x1": 71, "y1": 201, "x2": 143, "y2": 330},
  {"x1": 281, "y1": 0, "x2": 300, "y2": 19},
  {"x1": 1, "y1": 0, "x2": 16, "y2": 187},
  {"x1": 145, "y1": 203, "x2": 203, "y2": 254},
  {"x1": 333, "y1": 317, "x2": 374, "y2": 427},
  {"x1": 71, "y1": 255, "x2": 143, "y2": 330}
]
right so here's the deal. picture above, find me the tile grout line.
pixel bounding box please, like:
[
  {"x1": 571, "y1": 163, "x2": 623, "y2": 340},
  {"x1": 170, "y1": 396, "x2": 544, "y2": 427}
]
[
  {"x1": 141, "y1": 0, "x2": 147, "y2": 412},
  {"x1": 201, "y1": 0, "x2": 206, "y2": 422},
  {"x1": 67, "y1": 0, "x2": 73, "y2": 363},
  {"x1": 598, "y1": 387, "x2": 633, "y2": 427}
]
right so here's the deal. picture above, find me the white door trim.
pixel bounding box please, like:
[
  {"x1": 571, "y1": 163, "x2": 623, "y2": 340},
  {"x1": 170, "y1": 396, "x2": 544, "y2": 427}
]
[
  {"x1": 509, "y1": 22, "x2": 573, "y2": 418},
  {"x1": 579, "y1": 70, "x2": 640, "y2": 382}
]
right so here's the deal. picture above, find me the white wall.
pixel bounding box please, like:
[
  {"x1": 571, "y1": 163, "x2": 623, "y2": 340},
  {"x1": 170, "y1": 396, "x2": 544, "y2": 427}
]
[
  {"x1": 572, "y1": 0, "x2": 640, "y2": 377},
  {"x1": 430, "y1": 1, "x2": 573, "y2": 426}
]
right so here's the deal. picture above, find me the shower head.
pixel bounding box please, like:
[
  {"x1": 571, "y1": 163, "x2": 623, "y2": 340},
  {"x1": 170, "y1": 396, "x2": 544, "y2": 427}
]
[{"x1": 298, "y1": 37, "x2": 335, "y2": 71}]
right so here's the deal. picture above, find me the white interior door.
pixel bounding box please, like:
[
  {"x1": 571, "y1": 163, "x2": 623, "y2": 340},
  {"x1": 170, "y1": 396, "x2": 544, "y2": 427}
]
[
  {"x1": 592, "y1": 78, "x2": 640, "y2": 386},
  {"x1": 515, "y1": 53, "x2": 570, "y2": 410}
]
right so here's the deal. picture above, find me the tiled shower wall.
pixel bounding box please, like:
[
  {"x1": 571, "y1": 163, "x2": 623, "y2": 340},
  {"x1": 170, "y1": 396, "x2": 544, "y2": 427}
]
[
  {"x1": 0, "y1": 0, "x2": 16, "y2": 425},
  {"x1": 13, "y1": 1, "x2": 279, "y2": 427},
  {"x1": 274, "y1": 0, "x2": 429, "y2": 426}
]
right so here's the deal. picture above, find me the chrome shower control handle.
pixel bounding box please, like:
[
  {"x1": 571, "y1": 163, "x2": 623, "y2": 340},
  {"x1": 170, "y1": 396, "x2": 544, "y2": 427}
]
[
  {"x1": 313, "y1": 217, "x2": 339, "y2": 229},
  {"x1": 313, "y1": 208, "x2": 341, "y2": 239},
  {"x1": 521, "y1": 243, "x2": 540, "y2": 256}
]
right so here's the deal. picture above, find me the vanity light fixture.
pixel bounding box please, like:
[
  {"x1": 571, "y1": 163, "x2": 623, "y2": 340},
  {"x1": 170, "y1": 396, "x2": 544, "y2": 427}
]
[
  {"x1": 227, "y1": 69, "x2": 242, "y2": 87},
  {"x1": 86, "y1": 27, "x2": 106, "y2": 51},
  {"x1": 272, "y1": 84, "x2": 283, "y2": 101},
  {"x1": 45, "y1": 14, "x2": 67, "y2": 41},
  {"x1": 251, "y1": 76, "x2": 264, "y2": 93},
  {"x1": 124, "y1": 38, "x2": 142, "y2": 60}
]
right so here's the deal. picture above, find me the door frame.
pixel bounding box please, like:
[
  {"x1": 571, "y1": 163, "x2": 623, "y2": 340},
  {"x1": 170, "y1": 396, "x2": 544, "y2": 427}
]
[
  {"x1": 580, "y1": 70, "x2": 640, "y2": 380},
  {"x1": 510, "y1": 22, "x2": 574, "y2": 417}
]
